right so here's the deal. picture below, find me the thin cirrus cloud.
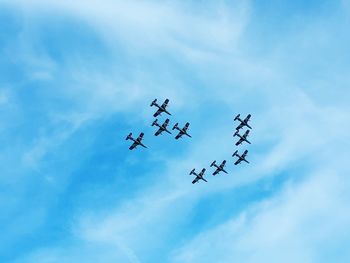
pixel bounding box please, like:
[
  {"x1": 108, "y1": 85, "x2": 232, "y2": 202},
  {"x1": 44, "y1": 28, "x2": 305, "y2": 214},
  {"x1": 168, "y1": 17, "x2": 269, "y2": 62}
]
[{"x1": 1, "y1": 0, "x2": 350, "y2": 263}]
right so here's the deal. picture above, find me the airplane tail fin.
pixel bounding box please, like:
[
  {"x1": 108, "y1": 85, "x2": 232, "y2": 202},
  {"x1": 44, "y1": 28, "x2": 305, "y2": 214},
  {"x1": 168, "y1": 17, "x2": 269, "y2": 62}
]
[
  {"x1": 233, "y1": 131, "x2": 239, "y2": 137},
  {"x1": 190, "y1": 168, "x2": 195, "y2": 175},
  {"x1": 203, "y1": 178, "x2": 208, "y2": 183},
  {"x1": 232, "y1": 150, "x2": 238, "y2": 157},
  {"x1": 152, "y1": 119, "x2": 158, "y2": 126},
  {"x1": 126, "y1": 133, "x2": 133, "y2": 140},
  {"x1": 234, "y1": 114, "x2": 240, "y2": 121},
  {"x1": 172, "y1": 123, "x2": 178, "y2": 130},
  {"x1": 150, "y1": 99, "x2": 157, "y2": 107},
  {"x1": 210, "y1": 161, "x2": 216, "y2": 167}
]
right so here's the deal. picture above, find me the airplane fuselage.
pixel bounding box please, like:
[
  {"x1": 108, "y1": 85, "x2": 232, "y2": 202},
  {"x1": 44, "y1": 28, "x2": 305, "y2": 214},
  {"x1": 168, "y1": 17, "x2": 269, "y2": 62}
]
[
  {"x1": 174, "y1": 127, "x2": 192, "y2": 138},
  {"x1": 154, "y1": 123, "x2": 171, "y2": 134},
  {"x1": 235, "y1": 133, "x2": 251, "y2": 145},
  {"x1": 194, "y1": 173, "x2": 207, "y2": 182},
  {"x1": 154, "y1": 103, "x2": 171, "y2": 116},
  {"x1": 240, "y1": 137, "x2": 250, "y2": 144},
  {"x1": 241, "y1": 121, "x2": 252, "y2": 129},
  {"x1": 191, "y1": 169, "x2": 207, "y2": 183},
  {"x1": 212, "y1": 164, "x2": 228, "y2": 174},
  {"x1": 233, "y1": 153, "x2": 249, "y2": 164},
  {"x1": 134, "y1": 138, "x2": 147, "y2": 148},
  {"x1": 236, "y1": 116, "x2": 252, "y2": 130},
  {"x1": 160, "y1": 127, "x2": 171, "y2": 134}
]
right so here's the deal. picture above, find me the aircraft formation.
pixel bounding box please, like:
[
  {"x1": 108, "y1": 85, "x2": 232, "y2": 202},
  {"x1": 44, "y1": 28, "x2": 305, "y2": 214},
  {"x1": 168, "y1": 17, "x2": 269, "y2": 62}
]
[
  {"x1": 189, "y1": 113, "x2": 252, "y2": 184},
  {"x1": 126, "y1": 99, "x2": 192, "y2": 150},
  {"x1": 126, "y1": 98, "x2": 252, "y2": 184}
]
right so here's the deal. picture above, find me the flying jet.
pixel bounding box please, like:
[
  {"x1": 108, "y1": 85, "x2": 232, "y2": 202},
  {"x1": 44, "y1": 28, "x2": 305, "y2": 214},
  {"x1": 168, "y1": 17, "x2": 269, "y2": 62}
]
[
  {"x1": 232, "y1": 150, "x2": 249, "y2": 165},
  {"x1": 234, "y1": 114, "x2": 252, "y2": 131},
  {"x1": 151, "y1": 118, "x2": 172, "y2": 136},
  {"x1": 126, "y1": 132, "x2": 147, "y2": 150},
  {"x1": 150, "y1": 98, "x2": 171, "y2": 117},
  {"x1": 234, "y1": 129, "x2": 251, "y2": 146},
  {"x1": 173, "y1": 122, "x2": 192, "y2": 139},
  {"x1": 210, "y1": 160, "x2": 228, "y2": 175},
  {"x1": 190, "y1": 168, "x2": 207, "y2": 184}
]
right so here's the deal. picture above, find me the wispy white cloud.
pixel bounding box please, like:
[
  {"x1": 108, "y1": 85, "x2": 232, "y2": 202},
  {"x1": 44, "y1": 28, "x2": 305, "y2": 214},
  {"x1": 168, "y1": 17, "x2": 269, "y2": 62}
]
[
  {"x1": 8, "y1": 0, "x2": 249, "y2": 53},
  {"x1": 171, "y1": 168, "x2": 350, "y2": 263}
]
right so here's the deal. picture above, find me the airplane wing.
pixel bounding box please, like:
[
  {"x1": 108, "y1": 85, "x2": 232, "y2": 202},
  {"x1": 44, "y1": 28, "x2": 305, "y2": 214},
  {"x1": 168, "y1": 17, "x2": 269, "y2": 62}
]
[
  {"x1": 161, "y1": 99, "x2": 169, "y2": 108},
  {"x1": 219, "y1": 160, "x2": 226, "y2": 169},
  {"x1": 213, "y1": 168, "x2": 220, "y2": 176},
  {"x1": 153, "y1": 108, "x2": 163, "y2": 117},
  {"x1": 183, "y1": 122, "x2": 190, "y2": 132},
  {"x1": 242, "y1": 150, "x2": 248, "y2": 159},
  {"x1": 129, "y1": 141, "x2": 138, "y2": 150},
  {"x1": 175, "y1": 131, "x2": 183, "y2": 140},
  {"x1": 137, "y1": 132, "x2": 144, "y2": 142},
  {"x1": 243, "y1": 130, "x2": 250, "y2": 139},
  {"x1": 192, "y1": 176, "x2": 200, "y2": 184},
  {"x1": 235, "y1": 137, "x2": 244, "y2": 146},
  {"x1": 243, "y1": 114, "x2": 251, "y2": 123},
  {"x1": 162, "y1": 119, "x2": 170, "y2": 128},
  {"x1": 154, "y1": 128, "x2": 163, "y2": 136},
  {"x1": 234, "y1": 158, "x2": 242, "y2": 165}
]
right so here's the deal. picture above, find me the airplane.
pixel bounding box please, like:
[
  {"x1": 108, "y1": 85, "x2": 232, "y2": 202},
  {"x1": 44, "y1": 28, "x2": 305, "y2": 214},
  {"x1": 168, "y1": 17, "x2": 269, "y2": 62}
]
[
  {"x1": 150, "y1": 98, "x2": 171, "y2": 117},
  {"x1": 234, "y1": 114, "x2": 252, "y2": 131},
  {"x1": 173, "y1": 122, "x2": 192, "y2": 139},
  {"x1": 151, "y1": 118, "x2": 172, "y2": 136},
  {"x1": 126, "y1": 132, "x2": 147, "y2": 150},
  {"x1": 210, "y1": 160, "x2": 228, "y2": 175},
  {"x1": 233, "y1": 129, "x2": 251, "y2": 146},
  {"x1": 232, "y1": 150, "x2": 249, "y2": 165},
  {"x1": 190, "y1": 168, "x2": 207, "y2": 184}
]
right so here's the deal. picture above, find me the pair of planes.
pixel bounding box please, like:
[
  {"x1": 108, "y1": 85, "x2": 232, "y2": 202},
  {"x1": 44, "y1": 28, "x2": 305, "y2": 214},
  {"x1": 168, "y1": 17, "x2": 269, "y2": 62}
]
[
  {"x1": 151, "y1": 118, "x2": 191, "y2": 139},
  {"x1": 126, "y1": 99, "x2": 191, "y2": 150},
  {"x1": 190, "y1": 150, "x2": 249, "y2": 184},
  {"x1": 211, "y1": 150, "x2": 250, "y2": 175},
  {"x1": 233, "y1": 114, "x2": 252, "y2": 146}
]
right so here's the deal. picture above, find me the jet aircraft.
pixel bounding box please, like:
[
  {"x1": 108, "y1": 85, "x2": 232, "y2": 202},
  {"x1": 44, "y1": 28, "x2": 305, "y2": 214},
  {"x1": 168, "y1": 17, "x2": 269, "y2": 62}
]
[
  {"x1": 151, "y1": 118, "x2": 172, "y2": 136},
  {"x1": 234, "y1": 114, "x2": 252, "y2": 130},
  {"x1": 150, "y1": 98, "x2": 171, "y2": 117},
  {"x1": 234, "y1": 129, "x2": 251, "y2": 146},
  {"x1": 173, "y1": 122, "x2": 192, "y2": 139},
  {"x1": 210, "y1": 160, "x2": 228, "y2": 175},
  {"x1": 126, "y1": 132, "x2": 147, "y2": 150},
  {"x1": 190, "y1": 168, "x2": 207, "y2": 184},
  {"x1": 232, "y1": 150, "x2": 249, "y2": 165}
]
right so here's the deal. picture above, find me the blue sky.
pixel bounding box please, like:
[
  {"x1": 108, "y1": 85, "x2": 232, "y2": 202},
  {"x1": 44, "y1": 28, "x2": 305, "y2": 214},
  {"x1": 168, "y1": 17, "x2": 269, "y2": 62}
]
[{"x1": 1, "y1": 0, "x2": 350, "y2": 262}]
